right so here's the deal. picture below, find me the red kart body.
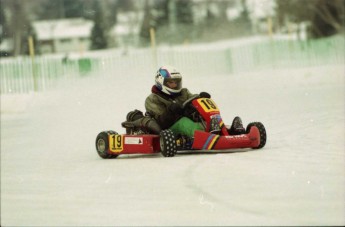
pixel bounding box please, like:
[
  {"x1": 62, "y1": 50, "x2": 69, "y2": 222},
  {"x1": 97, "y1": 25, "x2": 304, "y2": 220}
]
[
  {"x1": 189, "y1": 98, "x2": 262, "y2": 149},
  {"x1": 96, "y1": 97, "x2": 266, "y2": 158},
  {"x1": 191, "y1": 128, "x2": 260, "y2": 150},
  {"x1": 107, "y1": 134, "x2": 161, "y2": 155}
]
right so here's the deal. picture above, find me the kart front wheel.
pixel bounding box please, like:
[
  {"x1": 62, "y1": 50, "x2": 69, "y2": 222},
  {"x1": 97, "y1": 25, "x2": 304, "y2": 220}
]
[
  {"x1": 246, "y1": 122, "x2": 266, "y2": 149},
  {"x1": 160, "y1": 129, "x2": 177, "y2": 157},
  {"x1": 95, "y1": 131, "x2": 119, "y2": 159}
]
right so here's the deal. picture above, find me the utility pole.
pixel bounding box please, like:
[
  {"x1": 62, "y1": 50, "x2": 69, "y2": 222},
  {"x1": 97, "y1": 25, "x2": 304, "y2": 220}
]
[{"x1": 28, "y1": 36, "x2": 38, "y2": 91}]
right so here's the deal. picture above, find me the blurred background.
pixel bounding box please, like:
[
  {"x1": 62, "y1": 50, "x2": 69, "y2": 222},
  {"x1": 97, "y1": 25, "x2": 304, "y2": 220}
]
[{"x1": 0, "y1": 0, "x2": 344, "y2": 94}]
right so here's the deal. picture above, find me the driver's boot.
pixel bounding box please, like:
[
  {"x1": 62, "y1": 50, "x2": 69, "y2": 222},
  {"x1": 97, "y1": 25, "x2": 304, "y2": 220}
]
[
  {"x1": 122, "y1": 116, "x2": 161, "y2": 134},
  {"x1": 228, "y1": 116, "x2": 246, "y2": 135}
]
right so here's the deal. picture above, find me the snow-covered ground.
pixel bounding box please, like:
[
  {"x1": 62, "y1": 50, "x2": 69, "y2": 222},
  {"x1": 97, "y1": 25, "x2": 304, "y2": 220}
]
[{"x1": 1, "y1": 64, "x2": 344, "y2": 226}]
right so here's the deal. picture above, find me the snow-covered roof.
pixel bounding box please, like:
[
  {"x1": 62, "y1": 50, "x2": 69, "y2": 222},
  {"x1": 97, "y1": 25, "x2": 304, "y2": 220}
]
[{"x1": 33, "y1": 18, "x2": 94, "y2": 41}]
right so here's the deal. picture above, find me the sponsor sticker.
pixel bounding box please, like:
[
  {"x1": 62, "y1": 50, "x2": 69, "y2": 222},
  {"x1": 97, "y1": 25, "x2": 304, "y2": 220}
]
[
  {"x1": 225, "y1": 135, "x2": 247, "y2": 140},
  {"x1": 125, "y1": 137, "x2": 143, "y2": 145}
]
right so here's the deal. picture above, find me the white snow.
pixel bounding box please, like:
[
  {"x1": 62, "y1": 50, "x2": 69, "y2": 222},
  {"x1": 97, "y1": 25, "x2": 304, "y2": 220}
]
[{"x1": 1, "y1": 64, "x2": 344, "y2": 226}]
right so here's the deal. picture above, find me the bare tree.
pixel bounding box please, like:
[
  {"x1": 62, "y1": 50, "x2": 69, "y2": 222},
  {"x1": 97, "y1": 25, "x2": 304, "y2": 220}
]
[
  {"x1": 310, "y1": 0, "x2": 344, "y2": 37},
  {"x1": 275, "y1": 0, "x2": 344, "y2": 38}
]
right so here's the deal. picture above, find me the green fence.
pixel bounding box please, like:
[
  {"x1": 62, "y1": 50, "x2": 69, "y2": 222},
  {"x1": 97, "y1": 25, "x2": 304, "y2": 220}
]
[
  {"x1": 1, "y1": 35, "x2": 344, "y2": 94},
  {"x1": 0, "y1": 56, "x2": 95, "y2": 93}
]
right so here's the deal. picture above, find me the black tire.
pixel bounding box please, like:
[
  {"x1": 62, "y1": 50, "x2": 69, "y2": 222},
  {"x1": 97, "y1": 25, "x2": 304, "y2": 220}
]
[
  {"x1": 160, "y1": 129, "x2": 177, "y2": 157},
  {"x1": 246, "y1": 122, "x2": 266, "y2": 149},
  {"x1": 95, "y1": 131, "x2": 119, "y2": 159}
]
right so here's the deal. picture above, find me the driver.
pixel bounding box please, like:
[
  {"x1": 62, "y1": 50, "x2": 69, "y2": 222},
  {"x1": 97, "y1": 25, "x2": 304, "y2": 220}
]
[{"x1": 145, "y1": 65, "x2": 210, "y2": 137}]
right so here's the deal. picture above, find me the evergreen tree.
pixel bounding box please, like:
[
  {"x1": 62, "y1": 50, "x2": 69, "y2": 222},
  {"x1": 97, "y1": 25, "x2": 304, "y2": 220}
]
[
  {"x1": 0, "y1": 0, "x2": 8, "y2": 44},
  {"x1": 63, "y1": 0, "x2": 83, "y2": 18},
  {"x1": 239, "y1": 0, "x2": 251, "y2": 24},
  {"x1": 234, "y1": 0, "x2": 251, "y2": 34},
  {"x1": 36, "y1": 0, "x2": 64, "y2": 19},
  {"x1": 116, "y1": 0, "x2": 135, "y2": 12},
  {"x1": 36, "y1": 0, "x2": 86, "y2": 19},
  {"x1": 153, "y1": 0, "x2": 170, "y2": 27},
  {"x1": 1, "y1": 0, "x2": 35, "y2": 56},
  {"x1": 139, "y1": 0, "x2": 154, "y2": 46},
  {"x1": 175, "y1": 0, "x2": 193, "y2": 24},
  {"x1": 90, "y1": 1, "x2": 107, "y2": 50}
]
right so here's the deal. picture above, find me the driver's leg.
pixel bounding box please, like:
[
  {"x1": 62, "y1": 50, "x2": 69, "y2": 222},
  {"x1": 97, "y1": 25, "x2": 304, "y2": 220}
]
[{"x1": 169, "y1": 117, "x2": 204, "y2": 137}]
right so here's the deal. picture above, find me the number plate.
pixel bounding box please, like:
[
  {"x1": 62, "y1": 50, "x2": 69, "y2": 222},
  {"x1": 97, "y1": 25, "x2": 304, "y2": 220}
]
[
  {"x1": 197, "y1": 98, "x2": 219, "y2": 112},
  {"x1": 109, "y1": 134, "x2": 123, "y2": 153}
]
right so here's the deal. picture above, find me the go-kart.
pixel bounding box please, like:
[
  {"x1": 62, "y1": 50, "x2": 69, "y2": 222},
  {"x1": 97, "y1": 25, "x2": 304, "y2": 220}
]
[{"x1": 95, "y1": 95, "x2": 266, "y2": 159}]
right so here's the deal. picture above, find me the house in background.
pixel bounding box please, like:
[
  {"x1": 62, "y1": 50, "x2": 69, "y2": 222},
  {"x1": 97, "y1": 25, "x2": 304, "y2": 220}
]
[{"x1": 33, "y1": 18, "x2": 93, "y2": 54}]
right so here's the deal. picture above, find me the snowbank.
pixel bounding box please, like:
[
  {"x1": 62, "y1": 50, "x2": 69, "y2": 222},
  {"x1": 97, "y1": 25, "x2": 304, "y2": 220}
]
[{"x1": 1, "y1": 64, "x2": 344, "y2": 226}]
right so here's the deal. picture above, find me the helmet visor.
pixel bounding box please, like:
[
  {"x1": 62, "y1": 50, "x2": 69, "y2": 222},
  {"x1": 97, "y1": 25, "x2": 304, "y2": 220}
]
[{"x1": 164, "y1": 78, "x2": 182, "y2": 90}]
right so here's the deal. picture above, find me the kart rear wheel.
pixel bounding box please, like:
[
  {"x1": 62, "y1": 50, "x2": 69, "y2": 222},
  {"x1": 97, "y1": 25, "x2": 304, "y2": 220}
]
[
  {"x1": 160, "y1": 129, "x2": 177, "y2": 157},
  {"x1": 95, "y1": 131, "x2": 119, "y2": 159},
  {"x1": 246, "y1": 122, "x2": 266, "y2": 149}
]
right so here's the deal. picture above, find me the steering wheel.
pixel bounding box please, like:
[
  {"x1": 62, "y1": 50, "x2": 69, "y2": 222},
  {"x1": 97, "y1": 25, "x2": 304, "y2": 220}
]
[
  {"x1": 182, "y1": 94, "x2": 200, "y2": 109},
  {"x1": 181, "y1": 94, "x2": 200, "y2": 120}
]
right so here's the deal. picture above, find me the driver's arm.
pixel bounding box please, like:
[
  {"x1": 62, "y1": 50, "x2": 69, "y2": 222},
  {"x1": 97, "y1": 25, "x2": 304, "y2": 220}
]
[{"x1": 145, "y1": 94, "x2": 174, "y2": 129}]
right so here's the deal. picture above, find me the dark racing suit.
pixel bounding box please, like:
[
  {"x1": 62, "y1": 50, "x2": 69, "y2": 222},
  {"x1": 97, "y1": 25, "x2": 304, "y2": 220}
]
[{"x1": 145, "y1": 85, "x2": 195, "y2": 129}]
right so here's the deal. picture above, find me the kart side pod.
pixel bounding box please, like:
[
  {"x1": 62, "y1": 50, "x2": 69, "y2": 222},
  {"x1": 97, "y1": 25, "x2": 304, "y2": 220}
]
[
  {"x1": 192, "y1": 126, "x2": 261, "y2": 150},
  {"x1": 96, "y1": 129, "x2": 178, "y2": 159},
  {"x1": 95, "y1": 131, "x2": 161, "y2": 159},
  {"x1": 96, "y1": 123, "x2": 266, "y2": 159}
]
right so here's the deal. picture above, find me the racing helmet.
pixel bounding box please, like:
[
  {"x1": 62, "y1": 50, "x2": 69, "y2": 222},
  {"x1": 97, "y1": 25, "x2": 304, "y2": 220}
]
[{"x1": 155, "y1": 65, "x2": 182, "y2": 95}]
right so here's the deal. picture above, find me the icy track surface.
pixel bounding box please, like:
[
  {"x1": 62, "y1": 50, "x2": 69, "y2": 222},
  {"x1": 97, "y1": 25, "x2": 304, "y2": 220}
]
[{"x1": 1, "y1": 65, "x2": 344, "y2": 226}]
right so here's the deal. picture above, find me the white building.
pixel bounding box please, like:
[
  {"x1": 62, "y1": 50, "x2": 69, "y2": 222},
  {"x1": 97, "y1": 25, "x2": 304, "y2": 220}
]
[{"x1": 33, "y1": 18, "x2": 93, "y2": 54}]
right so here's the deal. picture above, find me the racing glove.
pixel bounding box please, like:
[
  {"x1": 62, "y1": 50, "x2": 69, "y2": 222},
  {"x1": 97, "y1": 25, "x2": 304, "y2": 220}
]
[
  {"x1": 169, "y1": 103, "x2": 184, "y2": 114},
  {"x1": 199, "y1": 91, "x2": 211, "y2": 98}
]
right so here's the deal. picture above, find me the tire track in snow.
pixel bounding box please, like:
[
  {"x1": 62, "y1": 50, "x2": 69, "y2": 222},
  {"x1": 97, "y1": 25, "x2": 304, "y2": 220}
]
[{"x1": 182, "y1": 157, "x2": 266, "y2": 218}]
